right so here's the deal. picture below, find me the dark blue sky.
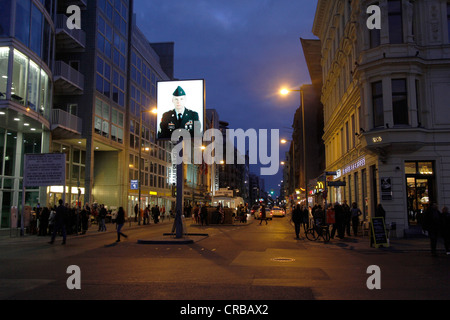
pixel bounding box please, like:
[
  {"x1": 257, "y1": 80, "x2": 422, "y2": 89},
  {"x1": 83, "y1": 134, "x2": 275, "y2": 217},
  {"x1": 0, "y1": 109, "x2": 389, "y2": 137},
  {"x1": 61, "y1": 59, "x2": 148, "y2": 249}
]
[{"x1": 134, "y1": 0, "x2": 319, "y2": 195}]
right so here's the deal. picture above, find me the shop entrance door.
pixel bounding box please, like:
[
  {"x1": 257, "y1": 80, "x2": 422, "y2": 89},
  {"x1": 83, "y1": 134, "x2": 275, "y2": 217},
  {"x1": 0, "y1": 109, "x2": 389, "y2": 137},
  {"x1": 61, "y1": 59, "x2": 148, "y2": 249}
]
[{"x1": 406, "y1": 177, "x2": 434, "y2": 226}]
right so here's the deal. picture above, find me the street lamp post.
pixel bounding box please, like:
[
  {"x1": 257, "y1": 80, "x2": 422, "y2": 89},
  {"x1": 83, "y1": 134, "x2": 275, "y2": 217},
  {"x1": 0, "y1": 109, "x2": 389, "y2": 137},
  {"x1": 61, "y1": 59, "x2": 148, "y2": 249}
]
[
  {"x1": 138, "y1": 107, "x2": 157, "y2": 224},
  {"x1": 280, "y1": 87, "x2": 308, "y2": 207},
  {"x1": 280, "y1": 138, "x2": 296, "y2": 199}
]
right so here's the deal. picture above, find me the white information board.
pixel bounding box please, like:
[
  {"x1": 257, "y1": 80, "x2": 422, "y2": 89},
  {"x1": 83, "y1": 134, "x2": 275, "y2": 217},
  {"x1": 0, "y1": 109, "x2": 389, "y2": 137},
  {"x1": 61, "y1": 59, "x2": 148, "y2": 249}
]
[{"x1": 23, "y1": 153, "x2": 66, "y2": 187}]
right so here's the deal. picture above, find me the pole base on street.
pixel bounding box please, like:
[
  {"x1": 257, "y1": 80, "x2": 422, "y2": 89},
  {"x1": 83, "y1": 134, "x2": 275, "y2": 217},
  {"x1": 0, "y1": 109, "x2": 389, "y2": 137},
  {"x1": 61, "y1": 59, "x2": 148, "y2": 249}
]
[{"x1": 137, "y1": 233, "x2": 208, "y2": 245}]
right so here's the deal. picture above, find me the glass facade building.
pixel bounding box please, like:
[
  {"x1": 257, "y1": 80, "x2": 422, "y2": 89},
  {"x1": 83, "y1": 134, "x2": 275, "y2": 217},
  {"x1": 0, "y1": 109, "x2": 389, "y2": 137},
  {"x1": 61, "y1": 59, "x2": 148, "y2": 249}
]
[{"x1": 0, "y1": 0, "x2": 54, "y2": 228}]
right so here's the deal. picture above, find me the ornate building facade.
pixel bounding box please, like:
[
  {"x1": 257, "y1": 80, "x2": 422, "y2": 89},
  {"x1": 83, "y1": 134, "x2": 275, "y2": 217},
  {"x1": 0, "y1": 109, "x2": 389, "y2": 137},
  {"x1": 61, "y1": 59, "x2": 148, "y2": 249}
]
[{"x1": 313, "y1": 0, "x2": 450, "y2": 236}]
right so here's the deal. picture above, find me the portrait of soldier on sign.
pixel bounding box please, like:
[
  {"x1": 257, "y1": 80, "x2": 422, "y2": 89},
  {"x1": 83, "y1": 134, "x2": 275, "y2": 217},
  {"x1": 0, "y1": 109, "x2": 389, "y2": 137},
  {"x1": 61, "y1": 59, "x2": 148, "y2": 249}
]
[{"x1": 158, "y1": 86, "x2": 201, "y2": 139}]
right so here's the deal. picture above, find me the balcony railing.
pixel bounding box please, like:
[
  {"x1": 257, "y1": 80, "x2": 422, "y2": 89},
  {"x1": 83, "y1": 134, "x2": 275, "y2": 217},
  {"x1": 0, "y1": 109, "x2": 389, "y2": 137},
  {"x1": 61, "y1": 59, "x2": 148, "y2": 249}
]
[
  {"x1": 53, "y1": 61, "x2": 84, "y2": 94},
  {"x1": 56, "y1": 14, "x2": 86, "y2": 49},
  {"x1": 52, "y1": 109, "x2": 82, "y2": 134}
]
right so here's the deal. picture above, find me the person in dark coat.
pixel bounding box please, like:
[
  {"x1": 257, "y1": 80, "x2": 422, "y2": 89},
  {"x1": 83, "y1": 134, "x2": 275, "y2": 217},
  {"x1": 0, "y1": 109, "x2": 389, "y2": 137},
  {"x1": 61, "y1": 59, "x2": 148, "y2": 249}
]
[
  {"x1": 351, "y1": 202, "x2": 362, "y2": 236},
  {"x1": 259, "y1": 205, "x2": 268, "y2": 225},
  {"x1": 49, "y1": 199, "x2": 67, "y2": 245},
  {"x1": 375, "y1": 204, "x2": 386, "y2": 219},
  {"x1": 331, "y1": 202, "x2": 345, "y2": 239},
  {"x1": 441, "y1": 206, "x2": 450, "y2": 255},
  {"x1": 39, "y1": 206, "x2": 50, "y2": 236},
  {"x1": 342, "y1": 200, "x2": 351, "y2": 236},
  {"x1": 292, "y1": 204, "x2": 302, "y2": 239},
  {"x1": 115, "y1": 207, "x2": 128, "y2": 242},
  {"x1": 200, "y1": 204, "x2": 208, "y2": 226},
  {"x1": 423, "y1": 203, "x2": 442, "y2": 256},
  {"x1": 80, "y1": 204, "x2": 89, "y2": 234}
]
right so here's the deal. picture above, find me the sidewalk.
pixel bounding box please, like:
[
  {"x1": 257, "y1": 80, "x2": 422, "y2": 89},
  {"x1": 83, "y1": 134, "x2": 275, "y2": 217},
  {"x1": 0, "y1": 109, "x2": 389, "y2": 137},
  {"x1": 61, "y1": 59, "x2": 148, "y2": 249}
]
[
  {"x1": 0, "y1": 217, "x2": 175, "y2": 243},
  {"x1": 0, "y1": 218, "x2": 440, "y2": 254}
]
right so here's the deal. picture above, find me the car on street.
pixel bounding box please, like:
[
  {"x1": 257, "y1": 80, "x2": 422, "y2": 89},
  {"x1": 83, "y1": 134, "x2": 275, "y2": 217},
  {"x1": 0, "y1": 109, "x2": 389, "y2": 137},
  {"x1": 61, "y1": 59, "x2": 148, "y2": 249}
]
[{"x1": 271, "y1": 206, "x2": 286, "y2": 217}]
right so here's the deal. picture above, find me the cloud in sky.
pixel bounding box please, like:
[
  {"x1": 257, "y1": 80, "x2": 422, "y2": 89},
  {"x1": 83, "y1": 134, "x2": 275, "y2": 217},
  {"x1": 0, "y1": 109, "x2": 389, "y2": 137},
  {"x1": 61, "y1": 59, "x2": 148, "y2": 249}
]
[{"x1": 134, "y1": 0, "x2": 319, "y2": 192}]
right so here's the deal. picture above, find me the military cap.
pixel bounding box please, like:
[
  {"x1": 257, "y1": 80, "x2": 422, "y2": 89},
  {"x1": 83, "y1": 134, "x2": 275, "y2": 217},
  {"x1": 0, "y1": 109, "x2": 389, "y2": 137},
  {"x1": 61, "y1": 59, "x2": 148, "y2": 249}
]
[{"x1": 173, "y1": 86, "x2": 186, "y2": 96}]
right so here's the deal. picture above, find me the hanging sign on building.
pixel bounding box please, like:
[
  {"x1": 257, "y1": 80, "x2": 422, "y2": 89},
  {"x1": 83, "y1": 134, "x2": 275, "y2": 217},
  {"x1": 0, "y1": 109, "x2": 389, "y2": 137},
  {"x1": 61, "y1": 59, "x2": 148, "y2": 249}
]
[
  {"x1": 23, "y1": 153, "x2": 66, "y2": 187},
  {"x1": 130, "y1": 180, "x2": 138, "y2": 190},
  {"x1": 381, "y1": 177, "x2": 392, "y2": 200}
]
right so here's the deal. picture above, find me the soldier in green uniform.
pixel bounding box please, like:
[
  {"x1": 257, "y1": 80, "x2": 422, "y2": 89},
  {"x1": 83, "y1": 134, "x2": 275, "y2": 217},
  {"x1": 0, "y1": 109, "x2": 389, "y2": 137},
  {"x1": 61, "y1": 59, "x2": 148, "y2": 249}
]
[{"x1": 158, "y1": 86, "x2": 200, "y2": 139}]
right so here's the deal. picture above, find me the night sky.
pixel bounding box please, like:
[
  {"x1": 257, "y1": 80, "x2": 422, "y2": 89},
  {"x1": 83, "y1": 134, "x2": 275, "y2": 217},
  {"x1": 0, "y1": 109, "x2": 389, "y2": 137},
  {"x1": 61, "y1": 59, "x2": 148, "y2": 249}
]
[{"x1": 134, "y1": 0, "x2": 319, "y2": 196}]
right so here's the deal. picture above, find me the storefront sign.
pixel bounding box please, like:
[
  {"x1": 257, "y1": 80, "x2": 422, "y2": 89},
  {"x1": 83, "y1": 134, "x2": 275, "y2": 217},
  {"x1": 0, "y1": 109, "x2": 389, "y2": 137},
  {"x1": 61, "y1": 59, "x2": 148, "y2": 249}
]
[
  {"x1": 342, "y1": 157, "x2": 366, "y2": 175},
  {"x1": 371, "y1": 217, "x2": 389, "y2": 248}
]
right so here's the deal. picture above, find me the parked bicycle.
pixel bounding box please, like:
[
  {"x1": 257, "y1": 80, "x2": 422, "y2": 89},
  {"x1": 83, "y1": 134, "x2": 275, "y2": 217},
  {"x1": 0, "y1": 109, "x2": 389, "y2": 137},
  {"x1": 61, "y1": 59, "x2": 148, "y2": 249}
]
[{"x1": 305, "y1": 221, "x2": 331, "y2": 243}]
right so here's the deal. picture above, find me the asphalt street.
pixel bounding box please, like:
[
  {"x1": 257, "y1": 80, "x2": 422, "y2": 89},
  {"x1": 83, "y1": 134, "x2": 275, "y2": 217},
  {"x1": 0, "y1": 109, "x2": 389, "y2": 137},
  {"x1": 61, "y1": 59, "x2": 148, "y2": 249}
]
[{"x1": 1, "y1": 214, "x2": 449, "y2": 304}]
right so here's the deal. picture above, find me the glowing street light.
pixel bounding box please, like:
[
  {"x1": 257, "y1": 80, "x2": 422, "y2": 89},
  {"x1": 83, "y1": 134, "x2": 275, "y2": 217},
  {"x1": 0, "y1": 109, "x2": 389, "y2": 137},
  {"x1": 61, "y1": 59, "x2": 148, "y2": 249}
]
[{"x1": 280, "y1": 88, "x2": 290, "y2": 95}]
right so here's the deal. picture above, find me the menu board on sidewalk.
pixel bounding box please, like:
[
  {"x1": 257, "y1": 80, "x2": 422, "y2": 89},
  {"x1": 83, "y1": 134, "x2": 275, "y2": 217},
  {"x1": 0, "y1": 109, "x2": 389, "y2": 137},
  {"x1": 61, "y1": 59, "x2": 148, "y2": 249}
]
[{"x1": 371, "y1": 217, "x2": 389, "y2": 248}]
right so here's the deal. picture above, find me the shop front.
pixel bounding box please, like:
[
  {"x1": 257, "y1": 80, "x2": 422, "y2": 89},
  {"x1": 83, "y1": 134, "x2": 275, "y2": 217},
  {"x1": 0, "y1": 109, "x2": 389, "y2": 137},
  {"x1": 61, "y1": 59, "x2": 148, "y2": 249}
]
[{"x1": 405, "y1": 161, "x2": 435, "y2": 227}]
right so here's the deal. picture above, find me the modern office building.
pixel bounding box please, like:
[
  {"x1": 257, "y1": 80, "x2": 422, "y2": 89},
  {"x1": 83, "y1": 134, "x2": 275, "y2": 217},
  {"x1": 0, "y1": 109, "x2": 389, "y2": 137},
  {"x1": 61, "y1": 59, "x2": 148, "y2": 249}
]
[
  {"x1": 0, "y1": 0, "x2": 177, "y2": 228},
  {"x1": 0, "y1": 0, "x2": 55, "y2": 227},
  {"x1": 50, "y1": 0, "x2": 175, "y2": 215},
  {"x1": 313, "y1": 0, "x2": 450, "y2": 237}
]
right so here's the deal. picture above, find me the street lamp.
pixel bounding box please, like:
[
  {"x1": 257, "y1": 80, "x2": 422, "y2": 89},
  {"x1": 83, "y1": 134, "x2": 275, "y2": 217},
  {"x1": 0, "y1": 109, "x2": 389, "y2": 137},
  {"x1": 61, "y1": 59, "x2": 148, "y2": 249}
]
[
  {"x1": 138, "y1": 107, "x2": 157, "y2": 223},
  {"x1": 280, "y1": 138, "x2": 297, "y2": 201},
  {"x1": 280, "y1": 87, "x2": 308, "y2": 207}
]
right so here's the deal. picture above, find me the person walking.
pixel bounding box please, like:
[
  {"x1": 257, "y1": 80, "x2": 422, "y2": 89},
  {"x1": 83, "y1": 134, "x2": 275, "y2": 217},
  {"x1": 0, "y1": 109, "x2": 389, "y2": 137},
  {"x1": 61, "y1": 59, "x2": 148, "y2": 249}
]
[
  {"x1": 143, "y1": 205, "x2": 150, "y2": 225},
  {"x1": 259, "y1": 205, "x2": 268, "y2": 225},
  {"x1": 200, "y1": 204, "x2": 208, "y2": 226},
  {"x1": 441, "y1": 206, "x2": 450, "y2": 255},
  {"x1": 98, "y1": 204, "x2": 107, "y2": 231},
  {"x1": 80, "y1": 204, "x2": 89, "y2": 235},
  {"x1": 423, "y1": 203, "x2": 442, "y2": 256},
  {"x1": 39, "y1": 205, "x2": 50, "y2": 236},
  {"x1": 342, "y1": 200, "x2": 351, "y2": 237},
  {"x1": 350, "y1": 202, "x2": 362, "y2": 236},
  {"x1": 115, "y1": 207, "x2": 128, "y2": 242},
  {"x1": 292, "y1": 204, "x2": 302, "y2": 239},
  {"x1": 49, "y1": 199, "x2": 67, "y2": 245},
  {"x1": 375, "y1": 204, "x2": 386, "y2": 219}
]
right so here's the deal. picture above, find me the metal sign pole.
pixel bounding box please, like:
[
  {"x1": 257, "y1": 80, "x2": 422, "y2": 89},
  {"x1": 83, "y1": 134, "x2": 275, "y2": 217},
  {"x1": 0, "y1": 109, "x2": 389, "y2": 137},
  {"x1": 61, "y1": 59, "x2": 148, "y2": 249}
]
[{"x1": 175, "y1": 139, "x2": 185, "y2": 238}]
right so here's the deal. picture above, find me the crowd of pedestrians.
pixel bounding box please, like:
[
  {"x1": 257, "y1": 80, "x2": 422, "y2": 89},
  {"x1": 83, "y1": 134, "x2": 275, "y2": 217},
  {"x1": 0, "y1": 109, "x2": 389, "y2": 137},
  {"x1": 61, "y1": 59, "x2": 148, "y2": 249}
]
[
  {"x1": 290, "y1": 200, "x2": 369, "y2": 240},
  {"x1": 23, "y1": 201, "x2": 173, "y2": 244}
]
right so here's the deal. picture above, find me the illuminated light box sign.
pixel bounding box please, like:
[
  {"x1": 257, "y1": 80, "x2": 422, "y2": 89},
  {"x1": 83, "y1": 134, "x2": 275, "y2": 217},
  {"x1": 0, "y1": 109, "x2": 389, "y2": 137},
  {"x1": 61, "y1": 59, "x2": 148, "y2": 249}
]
[
  {"x1": 342, "y1": 157, "x2": 366, "y2": 175},
  {"x1": 156, "y1": 79, "x2": 205, "y2": 140}
]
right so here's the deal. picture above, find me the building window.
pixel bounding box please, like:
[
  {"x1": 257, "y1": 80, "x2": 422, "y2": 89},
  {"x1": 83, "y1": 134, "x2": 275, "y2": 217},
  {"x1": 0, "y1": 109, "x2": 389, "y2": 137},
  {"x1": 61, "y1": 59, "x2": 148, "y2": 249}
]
[
  {"x1": 95, "y1": 98, "x2": 111, "y2": 138},
  {"x1": 388, "y1": 0, "x2": 403, "y2": 44},
  {"x1": 96, "y1": 56, "x2": 111, "y2": 98},
  {"x1": 98, "y1": 15, "x2": 113, "y2": 58},
  {"x1": 15, "y1": 0, "x2": 31, "y2": 47},
  {"x1": 112, "y1": 70, "x2": 125, "y2": 106},
  {"x1": 371, "y1": 81, "x2": 384, "y2": 128},
  {"x1": 0, "y1": 0, "x2": 11, "y2": 37},
  {"x1": 0, "y1": 47, "x2": 9, "y2": 100},
  {"x1": 345, "y1": 121, "x2": 349, "y2": 152},
  {"x1": 30, "y1": 3, "x2": 43, "y2": 57},
  {"x1": 351, "y1": 114, "x2": 356, "y2": 148},
  {"x1": 415, "y1": 80, "x2": 421, "y2": 126},
  {"x1": 392, "y1": 78, "x2": 409, "y2": 125},
  {"x1": 12, "y1": 50, "x2": 29, "y2": 106},
  {"x1": 27, "y1": 60, "x2": 40, "y2": 111},
  {"x1": 448, "y1": 3, "x2": 450, "y2": 43},
  {"x1": 369, "y1": 2, "x2": 381, "y2": 48}
]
